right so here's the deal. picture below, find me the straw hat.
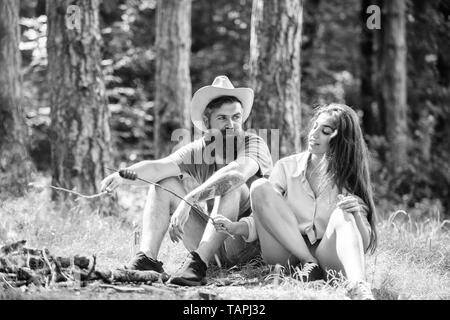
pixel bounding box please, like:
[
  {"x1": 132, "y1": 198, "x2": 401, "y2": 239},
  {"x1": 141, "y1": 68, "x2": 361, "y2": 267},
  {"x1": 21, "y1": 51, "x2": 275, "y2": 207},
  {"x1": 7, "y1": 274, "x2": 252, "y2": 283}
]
[{"x1": 190, "y1": 76, "x2": 254, "y2": 132}]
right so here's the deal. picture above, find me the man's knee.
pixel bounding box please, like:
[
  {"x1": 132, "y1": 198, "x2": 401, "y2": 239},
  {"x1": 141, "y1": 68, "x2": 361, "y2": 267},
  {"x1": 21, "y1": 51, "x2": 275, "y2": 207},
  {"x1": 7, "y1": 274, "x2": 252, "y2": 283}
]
[
  {"x1": 148, "y1": 177, "x2": 184, "y2": 196},
  {"x1": 250, "y1": 178, "x2": 272, "y2": 204},
  {"x1": 146, "y1": 177, "x2": 186, "y2": 210}
]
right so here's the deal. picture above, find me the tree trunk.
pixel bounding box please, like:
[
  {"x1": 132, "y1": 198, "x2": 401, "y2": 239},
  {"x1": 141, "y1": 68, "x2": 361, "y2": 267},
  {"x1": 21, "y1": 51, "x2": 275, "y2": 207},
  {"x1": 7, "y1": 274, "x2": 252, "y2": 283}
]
[
  {"x1": 47, "y1": 0, "x2": 115, "y2": 212},
  {"x1": 379, "y1": 0, "x2": 408, "y2": 171},
  {"x1": 360, "y1": 0, "x2": 381, "y2": 136},
  {"x1": 250, "y1": 0, "x2": 303, "y2": 156},
  {"x1": 0, "y1": 0, "x2": 34, "y2": 196},
  {"x1": 154, "y1": 0, "x2": 192, "y2": 158}
]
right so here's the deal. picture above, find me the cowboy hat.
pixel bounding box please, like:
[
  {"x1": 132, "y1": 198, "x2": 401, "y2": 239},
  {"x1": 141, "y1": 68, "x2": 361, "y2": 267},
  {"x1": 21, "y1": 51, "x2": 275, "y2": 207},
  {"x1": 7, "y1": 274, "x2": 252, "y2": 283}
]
[{"x1": 190, "y1": 76, "x2": 254, "y2": 132}]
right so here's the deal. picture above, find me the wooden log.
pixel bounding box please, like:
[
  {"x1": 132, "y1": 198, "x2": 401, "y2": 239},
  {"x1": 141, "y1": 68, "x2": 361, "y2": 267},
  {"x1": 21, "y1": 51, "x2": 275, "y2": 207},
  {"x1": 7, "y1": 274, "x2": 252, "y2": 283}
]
[
  {"x1": 15, "y1": 267, "x2": 43, "y2": 286},
  {"x1": 0, "y1": 273, "x2": 17, "y2": 281},
  {"x1": 71, "y1": 256, "x2": 96, "y2": 282},
  {"x1": 57, "y1": 256, "x2": 90, "y2": 269},
  {"x1": 20, "y1": 247, "x2": 43, "y2": 256},
  {"x1": 0, "y1": 257, "x2": 15, "y2": 272},
  {"x1": 0, "y1": 240, "x2": 27, "y2": 256},
  {"x1": 94, "y1": 269, "x2": 169, "y2": 284},
  {"x1": 10, "y1": 250, "x2": 90, "y2": 270},
  {"x1": 4, "y1": 254, "x2": 47, "y2": 270},
  {"x1": 42, "y1": 248, "x2": 69, "y2": 283}
]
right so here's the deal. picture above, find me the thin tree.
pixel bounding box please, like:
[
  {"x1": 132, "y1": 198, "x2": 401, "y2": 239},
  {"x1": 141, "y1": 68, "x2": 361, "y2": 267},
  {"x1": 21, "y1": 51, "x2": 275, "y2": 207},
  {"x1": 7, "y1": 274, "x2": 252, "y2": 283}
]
[
  {"x1": 154, "y1": 0, "x2": 192, "y2": 157},
  {"x1": 379, "y1": 0, "x2": 408, "y2": 171},
  {"x1": 47, "y1": 0, "x2": 114, "y2": 211},
  {"x1": 250, "y1": 0, "x2": 304, "y2": 156},
  {"x1": 0, "y1": 0, "x2": 34, "y2": 196},
  {"x1": 360, "y1": 0, "x2": 382, "y2": 136}
]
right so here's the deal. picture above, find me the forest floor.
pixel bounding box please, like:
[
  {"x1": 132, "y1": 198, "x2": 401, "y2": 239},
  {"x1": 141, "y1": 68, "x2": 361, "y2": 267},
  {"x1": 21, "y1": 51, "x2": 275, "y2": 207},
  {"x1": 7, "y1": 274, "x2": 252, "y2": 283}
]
[{"x1": 1, "y1": 175, "x2": 449, "y2": 300}]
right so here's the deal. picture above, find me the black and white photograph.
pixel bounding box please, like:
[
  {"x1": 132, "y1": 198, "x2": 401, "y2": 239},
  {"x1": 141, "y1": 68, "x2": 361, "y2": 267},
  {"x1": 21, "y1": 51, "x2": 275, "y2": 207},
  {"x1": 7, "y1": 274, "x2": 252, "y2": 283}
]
[{"x1": 0, "y1": 0, "x2": 449, "y2": 306}]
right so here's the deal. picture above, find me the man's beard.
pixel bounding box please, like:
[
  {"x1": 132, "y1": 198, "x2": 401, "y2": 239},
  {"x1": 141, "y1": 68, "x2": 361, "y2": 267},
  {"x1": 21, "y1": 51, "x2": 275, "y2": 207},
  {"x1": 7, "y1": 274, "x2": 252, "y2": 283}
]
[{"x1": 214, "y1": 129, "x2": 244, "y2": 164}]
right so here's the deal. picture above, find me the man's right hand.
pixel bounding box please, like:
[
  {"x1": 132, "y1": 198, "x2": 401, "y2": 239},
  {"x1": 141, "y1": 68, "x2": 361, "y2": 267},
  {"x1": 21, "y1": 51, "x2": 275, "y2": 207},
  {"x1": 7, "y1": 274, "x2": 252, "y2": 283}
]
[{"x1": 100, "y1": 172, "x2": 124, "y2": 193}]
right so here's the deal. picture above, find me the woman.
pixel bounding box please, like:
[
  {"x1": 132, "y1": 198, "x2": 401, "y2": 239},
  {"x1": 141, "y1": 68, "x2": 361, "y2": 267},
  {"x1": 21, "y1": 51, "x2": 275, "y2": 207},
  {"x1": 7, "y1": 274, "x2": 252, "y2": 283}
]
[{"x1": 213, "y1": 104, "x2": 378, "y2": 300}]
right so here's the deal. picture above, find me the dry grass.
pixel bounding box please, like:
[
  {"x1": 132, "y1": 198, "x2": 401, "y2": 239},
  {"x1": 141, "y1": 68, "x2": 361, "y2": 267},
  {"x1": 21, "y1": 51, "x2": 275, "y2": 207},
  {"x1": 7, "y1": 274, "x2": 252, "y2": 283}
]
[{"x1": 1, "y1": 175, "x2": 449, "y2": 300}]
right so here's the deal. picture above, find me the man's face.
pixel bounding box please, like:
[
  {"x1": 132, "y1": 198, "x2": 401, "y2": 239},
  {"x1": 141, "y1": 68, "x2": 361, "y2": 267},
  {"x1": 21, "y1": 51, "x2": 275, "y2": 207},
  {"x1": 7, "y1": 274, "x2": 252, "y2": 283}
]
[
  {"x1": 204, "y1": 102, "x2": 245, "y2": 163},
  {"x1": 207, "y1": 102, "x2": 244, "y2": 136}
]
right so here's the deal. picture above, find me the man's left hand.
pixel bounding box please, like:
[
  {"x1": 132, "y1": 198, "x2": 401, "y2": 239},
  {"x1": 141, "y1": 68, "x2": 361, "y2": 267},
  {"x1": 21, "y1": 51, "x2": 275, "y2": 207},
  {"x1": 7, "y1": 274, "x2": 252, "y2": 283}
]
[{"x1": 168, "y1": 200, "x2": 191, "y2": 243}]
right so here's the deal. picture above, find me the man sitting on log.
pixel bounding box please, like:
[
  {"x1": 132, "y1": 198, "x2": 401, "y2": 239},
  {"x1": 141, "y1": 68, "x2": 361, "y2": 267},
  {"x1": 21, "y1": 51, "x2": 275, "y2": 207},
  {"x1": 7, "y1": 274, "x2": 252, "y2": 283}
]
[{"x1": 100, "y1": 76, "x2": 273, "y2": 286}]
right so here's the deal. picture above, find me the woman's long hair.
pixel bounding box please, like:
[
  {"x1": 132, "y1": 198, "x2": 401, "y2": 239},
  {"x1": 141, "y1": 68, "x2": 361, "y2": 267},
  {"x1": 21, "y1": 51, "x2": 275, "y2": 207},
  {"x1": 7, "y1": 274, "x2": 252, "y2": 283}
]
[{"x1": 310, "y1": 104, "x2": 378, "y2": 253}]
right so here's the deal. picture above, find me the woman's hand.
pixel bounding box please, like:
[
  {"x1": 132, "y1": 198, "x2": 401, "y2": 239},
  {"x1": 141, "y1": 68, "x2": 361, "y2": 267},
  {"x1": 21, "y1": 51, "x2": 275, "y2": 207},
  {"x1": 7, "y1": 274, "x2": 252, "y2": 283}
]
[
  {"x1": 212, "y1": 215, "x2": 239, "y2": 236},
  {"x1": 337, "y1": 194, "x2": 362, "y2": 215}
]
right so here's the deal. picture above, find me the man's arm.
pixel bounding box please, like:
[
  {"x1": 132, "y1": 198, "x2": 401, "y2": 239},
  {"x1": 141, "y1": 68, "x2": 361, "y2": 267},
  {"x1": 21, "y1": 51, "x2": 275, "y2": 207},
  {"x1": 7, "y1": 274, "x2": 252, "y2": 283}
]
[
  {"x1": 185, "y1": 157, "x2": 259, "y2": 203},
  {"x1": 126, "y1": 158, "x2": 181, "y2": 185},
  {"x1": 100, "y1": 157, "x2": 180, "y2": 191}
]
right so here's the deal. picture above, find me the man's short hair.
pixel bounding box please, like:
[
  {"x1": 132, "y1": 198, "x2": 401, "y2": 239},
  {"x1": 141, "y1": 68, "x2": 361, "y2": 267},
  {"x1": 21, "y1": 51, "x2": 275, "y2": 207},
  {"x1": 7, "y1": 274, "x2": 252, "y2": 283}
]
[{"x1": 203, "y1": 96, "x2": 243, "y2": 121}]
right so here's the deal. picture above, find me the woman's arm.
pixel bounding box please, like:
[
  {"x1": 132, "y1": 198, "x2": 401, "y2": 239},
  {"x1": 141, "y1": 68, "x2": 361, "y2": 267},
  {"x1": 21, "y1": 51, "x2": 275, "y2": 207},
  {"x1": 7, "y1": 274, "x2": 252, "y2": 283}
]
[
  {"x1": 337, "y1": 195, "x2": 372, "y2": 252},
  {"x1": 213, "y1": 215, "x2": 257, "y2": 242}
]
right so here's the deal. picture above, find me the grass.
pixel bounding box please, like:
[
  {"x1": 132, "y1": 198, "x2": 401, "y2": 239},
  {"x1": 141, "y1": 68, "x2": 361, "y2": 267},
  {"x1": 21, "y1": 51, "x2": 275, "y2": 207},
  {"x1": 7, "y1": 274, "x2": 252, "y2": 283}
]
[{"x1": 1, "y1": 175, "x2": 449, "y2": 300}]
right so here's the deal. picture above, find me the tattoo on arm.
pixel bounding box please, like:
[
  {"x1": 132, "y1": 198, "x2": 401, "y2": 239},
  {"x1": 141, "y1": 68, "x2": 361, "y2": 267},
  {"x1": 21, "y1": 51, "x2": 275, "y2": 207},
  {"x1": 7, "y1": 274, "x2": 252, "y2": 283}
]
[{"x1": 190, "y1": 171, "x2": 245, "y2": 202}]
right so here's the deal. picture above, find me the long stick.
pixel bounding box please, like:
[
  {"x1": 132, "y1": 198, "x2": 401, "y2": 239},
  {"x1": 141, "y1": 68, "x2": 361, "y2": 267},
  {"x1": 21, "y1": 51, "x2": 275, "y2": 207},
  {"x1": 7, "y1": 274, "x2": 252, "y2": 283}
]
[
  {"x1": 106, "y1": 167, "x2": 236, "y2": 239},
  {"x1": 105, "y1": 167, "x2": 214, "y2": 223},
  {"x1": 48, "y1": 186, "x2": 108, "y2": 200},
  {"x1": 29, "y1": 183, "x2": 108, "y2": 200}
]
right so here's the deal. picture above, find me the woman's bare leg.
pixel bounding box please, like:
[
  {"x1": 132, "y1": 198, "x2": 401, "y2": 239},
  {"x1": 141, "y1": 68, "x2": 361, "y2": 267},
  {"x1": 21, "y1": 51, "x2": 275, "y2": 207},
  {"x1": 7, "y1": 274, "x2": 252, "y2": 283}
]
[
  {"x1": 250, "y1": 179, "x2": 317, "y2": 265},
  {"x1": 315, "y1": 208, "x2": 366, "y2": 282}
]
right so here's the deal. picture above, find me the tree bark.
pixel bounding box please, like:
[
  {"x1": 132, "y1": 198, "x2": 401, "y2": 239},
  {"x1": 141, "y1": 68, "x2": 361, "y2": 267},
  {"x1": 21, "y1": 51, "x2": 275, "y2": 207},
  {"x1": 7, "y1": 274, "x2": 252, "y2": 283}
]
[
  {"x1": 154, "y1": 0, "x2": 192, "y2": 158},
  {"x1": 379, "y1": 0, "x2": 408, "y2": 171},
  {"x1": 47, "y1": 0, "x2": 115, "y2": 212},
  {"x1": 0, "y1": 0, "x2": 34, "y2": 196},
  {"x1": 250, "y1": 0, "x2": 303, "y2": 156},
  {"x1": 360, "y1": 0, "x2": 381, "y2": 136}
]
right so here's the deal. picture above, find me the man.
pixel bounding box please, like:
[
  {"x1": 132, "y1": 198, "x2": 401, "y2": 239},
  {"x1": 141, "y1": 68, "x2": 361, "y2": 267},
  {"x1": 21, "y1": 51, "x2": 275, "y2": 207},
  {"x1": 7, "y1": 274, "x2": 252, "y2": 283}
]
[{"x1": 100, "y1": 76, "x2": 273, "y2": 286}]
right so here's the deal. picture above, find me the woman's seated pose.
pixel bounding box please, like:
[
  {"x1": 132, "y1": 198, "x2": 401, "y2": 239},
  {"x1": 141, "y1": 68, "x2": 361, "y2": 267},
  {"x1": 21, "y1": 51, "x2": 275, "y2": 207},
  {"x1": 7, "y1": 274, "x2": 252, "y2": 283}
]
[{"x1": 213, "y1": 103, "x2": 378, "y2": 300}]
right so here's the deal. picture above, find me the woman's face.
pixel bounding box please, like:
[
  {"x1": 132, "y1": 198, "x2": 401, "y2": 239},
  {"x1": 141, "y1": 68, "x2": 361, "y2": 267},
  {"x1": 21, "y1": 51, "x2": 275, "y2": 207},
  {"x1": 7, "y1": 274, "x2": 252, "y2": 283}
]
[{"x1": 308, "y1": 113, "x2": 337, "y2": 155}]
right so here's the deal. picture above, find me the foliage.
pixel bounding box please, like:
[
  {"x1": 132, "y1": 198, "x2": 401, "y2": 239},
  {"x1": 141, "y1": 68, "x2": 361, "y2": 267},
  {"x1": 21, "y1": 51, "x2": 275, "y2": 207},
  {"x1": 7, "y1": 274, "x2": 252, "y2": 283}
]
[{"x1": 15, "y1": 0, "x2": 450, "y2": 215}]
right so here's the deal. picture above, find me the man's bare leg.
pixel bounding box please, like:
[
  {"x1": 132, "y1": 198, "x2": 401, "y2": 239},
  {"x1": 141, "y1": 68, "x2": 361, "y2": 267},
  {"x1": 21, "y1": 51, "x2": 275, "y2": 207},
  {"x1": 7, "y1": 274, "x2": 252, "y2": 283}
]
[{"x1": 140, "y1": 177, "x2": 188, "y2": 260}]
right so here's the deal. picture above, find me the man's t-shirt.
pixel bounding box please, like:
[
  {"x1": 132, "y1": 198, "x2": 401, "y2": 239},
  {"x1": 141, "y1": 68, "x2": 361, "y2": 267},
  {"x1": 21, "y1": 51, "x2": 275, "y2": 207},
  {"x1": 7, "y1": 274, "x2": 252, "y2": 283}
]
[{"x1": 167, "y1": 132, "x2": 273, "y2": 188}]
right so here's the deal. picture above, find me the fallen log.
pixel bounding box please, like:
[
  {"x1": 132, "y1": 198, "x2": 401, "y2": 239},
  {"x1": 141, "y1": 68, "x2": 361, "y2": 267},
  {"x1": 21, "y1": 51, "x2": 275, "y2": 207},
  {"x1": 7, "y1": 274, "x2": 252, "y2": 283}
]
[
  {"x1": 14, "y1": 267, "x2": 43, "y2": 286},
  {"x1": 0, "y1": 241, "x2": 27, "y2": 256},
  {"x1": 3, "y1": 254, "x2": 47, "y2": 270},
  {"x1": 0, "y1": 273, "x2": 18, "y2": 281},
  {"x1": 57, "y1": 256, "x2": 90, "y2": 269},
  {"x1": 71, "y1": 256, "x2": 96, "y2": 281},
  {"x1": 42, "y1": 248, "x2": 69, "y2": 284},
  {"x1": 2, "y1": 241, "x2": 172, "y2": 288},
  {"x1": 94, "y1": 269, "x2": 170, "y2": 284},
  {"x1": 0, "y1": 257, "x2": 15, "y2": 272}
]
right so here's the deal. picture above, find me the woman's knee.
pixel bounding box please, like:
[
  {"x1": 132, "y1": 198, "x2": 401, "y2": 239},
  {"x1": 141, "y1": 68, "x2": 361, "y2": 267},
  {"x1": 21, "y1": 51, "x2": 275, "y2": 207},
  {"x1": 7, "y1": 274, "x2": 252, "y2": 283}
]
[
  {"x1": 249, "y1": 178, "x2": 273, "y2": 204},
  {"x1": 329, "y1": 208, "x2": 356, "y2": 230}
]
